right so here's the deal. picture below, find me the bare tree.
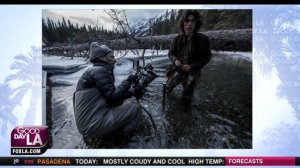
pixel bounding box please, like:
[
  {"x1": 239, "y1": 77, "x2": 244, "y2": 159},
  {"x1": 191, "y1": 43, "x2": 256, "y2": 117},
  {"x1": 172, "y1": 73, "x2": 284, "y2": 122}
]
[{"x1": 104, "y1": 9, "x2": 157, "y2": 66}]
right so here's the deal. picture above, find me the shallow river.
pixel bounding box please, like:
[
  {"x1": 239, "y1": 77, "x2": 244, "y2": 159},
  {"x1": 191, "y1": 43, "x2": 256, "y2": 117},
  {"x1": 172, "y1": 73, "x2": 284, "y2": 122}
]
[{"x1": 47, "y1": 52, "x2": 252, "y2": 149}]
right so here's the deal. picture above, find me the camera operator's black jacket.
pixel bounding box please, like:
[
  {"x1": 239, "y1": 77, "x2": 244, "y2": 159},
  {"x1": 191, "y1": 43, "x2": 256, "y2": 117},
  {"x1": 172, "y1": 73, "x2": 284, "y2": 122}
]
[
  {"x1": 76, "y1": 61, "x2": 132, "y2": 106},
  {"x1": 168, "y1": 33, "x2": 212, "y2": 74},
  {"x1": 73, "y1": 60, "x2": 140, "y2": 138}
]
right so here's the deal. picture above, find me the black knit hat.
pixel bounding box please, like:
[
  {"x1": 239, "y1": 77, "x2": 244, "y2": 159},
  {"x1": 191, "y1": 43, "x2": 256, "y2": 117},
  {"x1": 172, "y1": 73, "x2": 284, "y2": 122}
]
[{"x1": 89, "y1": 42, "x2": 112, "y2": 62}]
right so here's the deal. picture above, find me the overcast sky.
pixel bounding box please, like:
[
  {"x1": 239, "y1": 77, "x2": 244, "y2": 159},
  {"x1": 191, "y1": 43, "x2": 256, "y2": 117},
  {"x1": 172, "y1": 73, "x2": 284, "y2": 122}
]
[{"x1": 43, "y1": 9, "x2": 165, "y2": 30}]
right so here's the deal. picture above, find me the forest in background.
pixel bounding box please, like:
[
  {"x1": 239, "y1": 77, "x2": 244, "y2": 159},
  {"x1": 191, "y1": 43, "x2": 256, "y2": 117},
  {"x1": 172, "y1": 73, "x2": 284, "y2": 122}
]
[{"x1": 42, "y1": 9, "x2": 252, "y2": 46}]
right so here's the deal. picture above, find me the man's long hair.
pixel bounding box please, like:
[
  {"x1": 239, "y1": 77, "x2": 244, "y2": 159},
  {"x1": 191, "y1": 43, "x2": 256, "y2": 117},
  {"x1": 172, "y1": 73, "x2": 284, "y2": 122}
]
[{"x1": 179, "y1": 10, "x2": 202, "y2": 34}]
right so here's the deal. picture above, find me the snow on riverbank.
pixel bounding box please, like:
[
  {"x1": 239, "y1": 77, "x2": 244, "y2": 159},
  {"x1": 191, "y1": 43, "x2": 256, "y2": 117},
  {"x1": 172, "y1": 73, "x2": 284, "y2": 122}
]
[
  {"x1": 43, "y1": 55, "x2": 88, "y2": 66},
  {"x1": 42, "y1": 50, "x2": 252, "y2": 86},
  {"x1": 212, "y1": 50, "x2": 252, "y2": 61},
  {"x1": 42, "y1": 50, "x2": 169, "y2": 86}
]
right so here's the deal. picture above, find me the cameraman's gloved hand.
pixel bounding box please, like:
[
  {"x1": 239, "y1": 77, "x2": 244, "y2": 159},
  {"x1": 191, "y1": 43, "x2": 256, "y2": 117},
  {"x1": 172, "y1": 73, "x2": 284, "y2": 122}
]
[
  {"x1": 133, "y1": 87, "x2": 144, "y2": 100},
  {"x1": 127, "y1": 74, "x2": 138, "y2": 83}
]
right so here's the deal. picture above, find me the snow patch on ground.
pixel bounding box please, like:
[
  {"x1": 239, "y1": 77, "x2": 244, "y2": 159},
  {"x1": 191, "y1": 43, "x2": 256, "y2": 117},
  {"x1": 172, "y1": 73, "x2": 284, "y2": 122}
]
[
  {"x1": 42, "y1": 55, "x2": 88, "y2": 66},
  {"x1": 42, "y1": 50, "x2": 169, "y2": 86},
  {"x1": 212, "y1": 50, "x2": 252, "y2": 61},
  {"x1": 42, "y1": 50, "x2": 251, "y2": 86}
]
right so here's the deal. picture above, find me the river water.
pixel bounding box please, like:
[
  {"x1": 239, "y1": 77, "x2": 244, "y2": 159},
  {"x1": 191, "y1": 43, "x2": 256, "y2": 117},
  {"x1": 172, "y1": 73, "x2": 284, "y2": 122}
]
[{"x1": 47, "y1": 52, "x2": 252, "y2": 149}]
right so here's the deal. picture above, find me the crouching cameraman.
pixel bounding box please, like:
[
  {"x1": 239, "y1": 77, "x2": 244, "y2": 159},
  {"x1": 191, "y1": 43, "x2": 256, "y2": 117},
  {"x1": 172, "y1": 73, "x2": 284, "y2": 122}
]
[{"x1": 73, "y1": 42, "x2": 142, "y2": 140}]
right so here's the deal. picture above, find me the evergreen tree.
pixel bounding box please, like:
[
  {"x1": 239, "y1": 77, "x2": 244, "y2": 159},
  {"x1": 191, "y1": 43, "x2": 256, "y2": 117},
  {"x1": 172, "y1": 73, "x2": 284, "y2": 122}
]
[{"x1": 42, "y1": 17, "x2": 119, "y2": 46}]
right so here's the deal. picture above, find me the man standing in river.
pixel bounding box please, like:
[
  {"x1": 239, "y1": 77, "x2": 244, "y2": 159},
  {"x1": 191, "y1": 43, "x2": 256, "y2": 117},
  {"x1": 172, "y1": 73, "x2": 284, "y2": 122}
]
[{"x1": 166, "y1": 10, "x2": 212, "y2": 99}]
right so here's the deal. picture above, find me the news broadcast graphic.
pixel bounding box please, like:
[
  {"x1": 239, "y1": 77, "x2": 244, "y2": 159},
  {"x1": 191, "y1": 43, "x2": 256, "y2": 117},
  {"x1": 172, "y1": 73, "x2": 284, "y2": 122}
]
[
  {"x1": 0, "y1": 4, "x2": 300, "y2": 168},
  {"x1": 11, "y1": 126, "x2": 48, "y2": 155},
  {"x1": 42, "y1": 9, "x2": 252, "y2": 149},
  {"x1": 0, "y1": 157, "x2": 299, "y2": 166}
]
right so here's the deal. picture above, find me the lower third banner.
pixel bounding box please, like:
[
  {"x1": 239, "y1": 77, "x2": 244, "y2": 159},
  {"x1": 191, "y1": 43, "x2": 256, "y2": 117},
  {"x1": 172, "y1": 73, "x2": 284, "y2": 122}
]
[{"x1": 0, "y1": 157, "x2": 298, "y2": 166}]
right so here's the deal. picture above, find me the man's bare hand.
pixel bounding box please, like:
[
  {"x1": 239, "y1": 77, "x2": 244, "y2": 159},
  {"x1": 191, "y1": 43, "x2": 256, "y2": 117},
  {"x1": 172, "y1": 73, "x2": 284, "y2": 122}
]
[
  {"x1": 181, "y1": 64, "x2": 191, "y2": 72},
  {"x1": 175, "y1": 60, "x2": 182, "y2": 67}
]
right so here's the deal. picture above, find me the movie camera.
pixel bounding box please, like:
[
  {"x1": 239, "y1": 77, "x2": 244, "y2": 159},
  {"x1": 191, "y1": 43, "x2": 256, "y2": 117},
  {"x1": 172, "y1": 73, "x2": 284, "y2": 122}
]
[{"x1": 131, "y1": 59, "x2": 158, "y2": 100}]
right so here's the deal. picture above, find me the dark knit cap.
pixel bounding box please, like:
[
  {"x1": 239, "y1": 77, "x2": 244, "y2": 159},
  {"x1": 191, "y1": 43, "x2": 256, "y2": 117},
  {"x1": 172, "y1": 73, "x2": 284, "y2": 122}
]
[{"x1": 89, "y1": 42, "x2": 112, "y2": 62}]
